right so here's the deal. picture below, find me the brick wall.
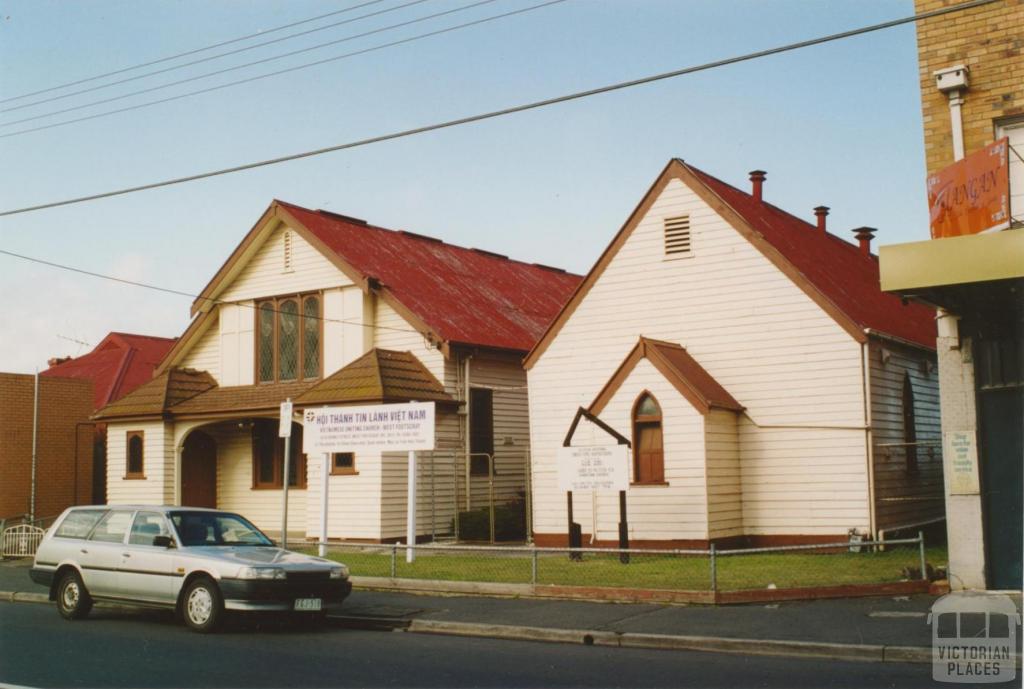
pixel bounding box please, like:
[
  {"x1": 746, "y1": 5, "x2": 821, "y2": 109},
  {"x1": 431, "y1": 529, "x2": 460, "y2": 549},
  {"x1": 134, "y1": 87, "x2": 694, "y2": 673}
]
[
  {"x1": 916, "y1": 0, "x2": 1024, "y2": 176},
  {"x1": 0, "y1": 373, "x2": 95, "y2": 520}
]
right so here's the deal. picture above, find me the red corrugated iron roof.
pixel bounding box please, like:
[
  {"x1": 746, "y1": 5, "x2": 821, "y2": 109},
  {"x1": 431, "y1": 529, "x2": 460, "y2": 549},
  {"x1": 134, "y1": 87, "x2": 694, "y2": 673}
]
[
  {"x1": 687, "y1": 165, "x2": 936, "y2": 348},
  {"x1": 42, "y1": 332, "x2": 177, "y2": 410},
  {"x1": 278, "y1": 201, "x2": 582, "y2": 353}
]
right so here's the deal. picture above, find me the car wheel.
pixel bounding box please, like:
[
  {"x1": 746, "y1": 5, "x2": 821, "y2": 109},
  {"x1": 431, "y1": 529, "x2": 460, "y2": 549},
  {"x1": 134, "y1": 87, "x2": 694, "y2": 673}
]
[
  {"x1": 56, "y1": 570, "x2": 92, "y2": 620},
  {"x1": 182, "y1": 576, "x2": 224, "y2": 633}
]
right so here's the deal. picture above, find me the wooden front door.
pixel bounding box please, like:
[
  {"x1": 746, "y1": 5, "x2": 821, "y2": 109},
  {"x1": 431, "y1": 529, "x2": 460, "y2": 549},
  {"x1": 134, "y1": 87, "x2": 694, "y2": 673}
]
[{"x1": 181, "y1": 431, "x2": 217, "y2": 508}]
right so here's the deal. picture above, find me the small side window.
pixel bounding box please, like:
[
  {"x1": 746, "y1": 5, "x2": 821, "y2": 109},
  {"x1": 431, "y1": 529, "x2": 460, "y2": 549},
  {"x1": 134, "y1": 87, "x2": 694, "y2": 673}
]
[
  {"x1": 126, "y1": 431, "x2": 145, "y2": 479},
  {"x1": 54, "y1": 510, "x2": 107, "y2": 539},
  {"x1": 89, "y1": 510, "x2": 134, "y2": 544},
  {"x1": 129, "y1": 511, "x2": 171, "y2": 546}
]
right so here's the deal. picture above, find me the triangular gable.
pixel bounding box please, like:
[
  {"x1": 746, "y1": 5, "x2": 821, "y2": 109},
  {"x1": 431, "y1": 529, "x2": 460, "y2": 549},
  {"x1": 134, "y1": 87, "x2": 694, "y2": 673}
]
[
  {"x1": 589, "y1": 337, "x2": 742, "y2": 416},
  {"x1": 156, "y1": 201, "x2": 449, "y2": 375},
  {"x1": 525, "y1": 159, "x2": 930, "y2": 369}
]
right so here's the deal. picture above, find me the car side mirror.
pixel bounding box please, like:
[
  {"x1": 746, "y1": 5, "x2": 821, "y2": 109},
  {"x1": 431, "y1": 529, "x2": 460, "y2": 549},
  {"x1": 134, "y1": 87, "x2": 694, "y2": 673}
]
[{"x1": 153, "y1": 535, "x2": 175, "y2": 548}]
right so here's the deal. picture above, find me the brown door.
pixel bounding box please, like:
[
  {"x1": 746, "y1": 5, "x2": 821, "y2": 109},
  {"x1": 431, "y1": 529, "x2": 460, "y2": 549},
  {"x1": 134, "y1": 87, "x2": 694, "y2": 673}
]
[
  {"x1": 635, "y1": 423, "x2": 664, "y2": 483},
  {"x1": 181, "y1": 431, "x2": 217, "y2": 508}
]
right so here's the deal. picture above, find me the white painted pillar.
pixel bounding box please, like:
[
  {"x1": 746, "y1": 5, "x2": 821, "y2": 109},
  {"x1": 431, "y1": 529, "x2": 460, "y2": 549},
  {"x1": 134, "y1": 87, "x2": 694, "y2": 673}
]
[
  {"x1": 319, "y1": 453, "x2": 330, "y2": 557},
  {"x1": 948, "y1": 91, "x2": 966, "y2": 161},
  {"x1": 406, "y1": 450, "x2": 417, "y2": 563}
]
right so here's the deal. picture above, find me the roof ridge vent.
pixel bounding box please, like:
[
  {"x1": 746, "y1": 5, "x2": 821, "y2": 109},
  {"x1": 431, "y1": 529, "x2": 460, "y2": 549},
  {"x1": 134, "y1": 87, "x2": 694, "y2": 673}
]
[
  {"x1": 316, "y1": 209, "x2": 368, "y2": 225},
  {"x1": 532, "y1": 263, "x2": 566, "y2": 273},
  {"x1": 399, "y1": 230, "x2": 443, "y2": 243},
  {"x1": 471, "y1": 247, "x2": 508, "y2": 260}
]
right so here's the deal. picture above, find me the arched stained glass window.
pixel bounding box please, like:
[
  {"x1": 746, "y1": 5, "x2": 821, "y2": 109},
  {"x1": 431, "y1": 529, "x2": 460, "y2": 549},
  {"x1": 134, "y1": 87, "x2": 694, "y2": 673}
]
[
  {"x1": 258, "y1": 302, "x2": 275, "y2": 383},
  {"x1": 278, "y1": 299, "x2": 299, "y2": 381},
  {"x1": 303, "y1": 296, "x2": 320, "y2": 380},
  {"x1": 632, "y1": 392, "x2": 664, "y2": 484}
]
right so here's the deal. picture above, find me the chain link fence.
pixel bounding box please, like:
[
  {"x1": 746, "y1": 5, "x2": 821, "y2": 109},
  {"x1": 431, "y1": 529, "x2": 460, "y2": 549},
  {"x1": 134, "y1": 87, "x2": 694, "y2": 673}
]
[{"x1": 297, "y1": 534, "x2": 937, "y2": 593}]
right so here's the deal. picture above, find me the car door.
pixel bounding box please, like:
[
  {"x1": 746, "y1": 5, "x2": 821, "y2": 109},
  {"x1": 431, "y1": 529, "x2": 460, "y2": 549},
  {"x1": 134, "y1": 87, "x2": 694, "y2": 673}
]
[
  {"x1": 82, "y1": 509, "x2": 135, "y2": 597},
  {"x1": 119, "y1": 511, "x2": 178, "y2": 603}
]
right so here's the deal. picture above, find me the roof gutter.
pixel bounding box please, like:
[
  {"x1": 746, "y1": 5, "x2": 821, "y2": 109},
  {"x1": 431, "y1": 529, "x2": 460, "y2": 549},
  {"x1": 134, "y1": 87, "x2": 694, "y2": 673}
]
[{"x1": 863, "y1": 327, "x2": 937, "y2": 354}]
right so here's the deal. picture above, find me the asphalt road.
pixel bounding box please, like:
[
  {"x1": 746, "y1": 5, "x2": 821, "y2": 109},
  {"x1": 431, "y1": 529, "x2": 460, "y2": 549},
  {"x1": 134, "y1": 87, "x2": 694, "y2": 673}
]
[{"x1": 0, "y1": 601, "x2": 949, "y2": 689}]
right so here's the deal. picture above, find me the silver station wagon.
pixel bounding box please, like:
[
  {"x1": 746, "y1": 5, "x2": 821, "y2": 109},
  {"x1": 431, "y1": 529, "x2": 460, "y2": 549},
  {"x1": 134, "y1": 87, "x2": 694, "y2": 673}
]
[{"x1": 30, "y1": 505, "x2": 352, "y2": 632}]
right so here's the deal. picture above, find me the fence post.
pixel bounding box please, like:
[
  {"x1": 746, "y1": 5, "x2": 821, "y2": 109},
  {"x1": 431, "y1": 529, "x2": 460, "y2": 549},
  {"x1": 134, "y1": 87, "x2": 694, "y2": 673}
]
[
  {"x1": 710, "y1": 543, "x2": 717, "y2": 593},
  {"x1": 531, "y1": 547, "x2": 538, "y2": 585},
  {"x1": 391, "y1": 543, "x2": 398, "y2": 578},
  {"x1": 918, "y1": 530, "x2": 927, "y2": 581}
]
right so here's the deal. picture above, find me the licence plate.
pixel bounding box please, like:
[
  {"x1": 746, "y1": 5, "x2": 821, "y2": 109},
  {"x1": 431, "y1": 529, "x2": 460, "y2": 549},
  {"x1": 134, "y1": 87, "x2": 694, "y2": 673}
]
[{"x1": 294, "y1": 598, "x2": 322, "y2": 611}]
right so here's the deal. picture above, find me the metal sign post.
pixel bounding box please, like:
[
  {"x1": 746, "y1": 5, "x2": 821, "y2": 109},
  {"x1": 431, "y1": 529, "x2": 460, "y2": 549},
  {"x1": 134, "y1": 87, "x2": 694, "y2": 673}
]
[
  {"x1": 406, "y1": 450, "x2": 417, "y2": 563},
  {"x1": 278, "y1": 399, "x2": 293, "y2": 549},
  {"x1": 319, "y1": 452, "x2": 330, "y2": 557}
]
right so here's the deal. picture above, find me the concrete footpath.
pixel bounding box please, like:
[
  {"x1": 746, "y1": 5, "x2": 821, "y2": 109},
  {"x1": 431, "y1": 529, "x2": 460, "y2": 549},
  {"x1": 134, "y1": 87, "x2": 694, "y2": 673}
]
[{"x1": 3, "y1": 559, "x2": 1019, "y2": 665}]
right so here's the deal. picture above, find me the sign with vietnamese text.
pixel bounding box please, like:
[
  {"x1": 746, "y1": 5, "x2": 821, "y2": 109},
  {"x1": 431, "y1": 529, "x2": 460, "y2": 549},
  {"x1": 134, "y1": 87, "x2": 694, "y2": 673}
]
[
  {"x1": 944, "y1": 430, "x2": 980, "y2": 495},
  {"x1": 303, "y1": 402, "x2": 435, "y2": 453},
  {"x1": 928, "y1": 138, "x2": 1010, "y2": 239},
  {"x1": 557, "y1": 445, "x2": 630, "y2": 492}
]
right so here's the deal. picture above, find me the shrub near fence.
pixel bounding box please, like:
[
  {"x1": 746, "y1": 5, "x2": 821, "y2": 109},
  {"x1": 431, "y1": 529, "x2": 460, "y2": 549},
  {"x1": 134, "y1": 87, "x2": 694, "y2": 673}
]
[{"x1": 302, "y1": 535, "x2": 941, "y2": 596}]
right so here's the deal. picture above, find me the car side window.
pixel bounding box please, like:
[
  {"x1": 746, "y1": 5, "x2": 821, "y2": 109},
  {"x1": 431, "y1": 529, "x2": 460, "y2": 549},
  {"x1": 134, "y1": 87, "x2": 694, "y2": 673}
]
[
  {"x1": 54, "y1": 510, "x2": 107, "y2": 539},
  {"x1": 88, "y1": 510, "x2": 134, "y2": 544},
  {"x1": 128, "y1": 511, "x2": 171, "y2": 546}
]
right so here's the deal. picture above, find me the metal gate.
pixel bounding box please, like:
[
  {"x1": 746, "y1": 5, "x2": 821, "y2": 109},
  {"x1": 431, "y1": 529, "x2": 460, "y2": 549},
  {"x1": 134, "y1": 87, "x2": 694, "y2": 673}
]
[{"x1": 1, "y1": 524, "x2": 45, "y2": 558}]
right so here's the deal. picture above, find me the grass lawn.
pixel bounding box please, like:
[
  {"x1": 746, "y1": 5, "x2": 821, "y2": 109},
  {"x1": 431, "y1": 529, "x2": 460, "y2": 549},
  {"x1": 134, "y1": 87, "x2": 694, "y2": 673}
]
[{"x1": 303, "y1": 545, "x2": 947, "y2": 592}]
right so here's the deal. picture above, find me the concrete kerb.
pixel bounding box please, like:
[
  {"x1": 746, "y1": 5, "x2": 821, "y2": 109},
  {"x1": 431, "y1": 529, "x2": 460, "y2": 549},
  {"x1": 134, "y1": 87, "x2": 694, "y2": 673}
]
[{"x1": 402, "y1": 619, "x2": 933, "y2": 665}]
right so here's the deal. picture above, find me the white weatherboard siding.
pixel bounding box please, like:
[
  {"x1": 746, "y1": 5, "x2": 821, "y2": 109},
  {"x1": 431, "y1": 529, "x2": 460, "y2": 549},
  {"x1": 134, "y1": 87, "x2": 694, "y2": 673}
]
[
  {"x1": 706, "y1": 409, "x2": 742, "y2": 538},
  {"x1": 218, "y1": 224, "x2": 353, "y2": 303},
  {"x1": 305, "y1": 449, "x2": 383, "y2": 541},
  {"x1": 181, "y1": 316, "x2": 220, "y2": 382},
  {"x1": 373, "y1": 300, "x2": 445, "y2": 383},
  {"x1": 106, "y1": 422, "x2": 175, "y2": 505},
  {"x1": 218, "y1": 303, "x2": 255, "y2": 386},
  {"x1": 868, "y1": 340, "x2": 943, "y2": 532},
  {"x1": 528, "y1": 177, "x2": 869, "y2": 540},
  {"x1": 323, "y1": 287, "x2": 375, "y2": 375},
  {"x1": 206, "y1": 423, "x2": 308, "y2": 535},
  {"x1": 591, "y1": 359, "x2": 708, "y2": 541}
]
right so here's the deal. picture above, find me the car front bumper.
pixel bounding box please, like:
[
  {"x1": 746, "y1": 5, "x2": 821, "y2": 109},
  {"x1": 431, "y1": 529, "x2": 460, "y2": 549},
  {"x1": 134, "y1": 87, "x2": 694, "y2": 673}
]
[{"x1": 219, "y1": 576, "x2": 352, "y2": 612}]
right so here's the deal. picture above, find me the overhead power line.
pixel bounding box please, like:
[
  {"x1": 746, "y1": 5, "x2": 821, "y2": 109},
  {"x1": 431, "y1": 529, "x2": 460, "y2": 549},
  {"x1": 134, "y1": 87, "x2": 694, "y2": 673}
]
[
  {"x1": 0, "y1": 0, "x2": 432, "y2": 115},
  {"x1": 0, "y1": 0, "x2": 537, "y2": 138},
  {"x1": 0, "y1": 0, "x2": 997, "y2": 218},
  {"x1": 0, "y1": 0, "x2": 389, "y2": 105},
  {"x1": 0, "y1": 247, "x2": 422, "y2": 335}
]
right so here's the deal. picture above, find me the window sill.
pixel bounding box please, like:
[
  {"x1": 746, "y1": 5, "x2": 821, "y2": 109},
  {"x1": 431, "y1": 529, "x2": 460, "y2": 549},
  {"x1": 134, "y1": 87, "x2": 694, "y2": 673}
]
[
  {"x1": 123, "y1": 474, "x2": 147, "y2": 480},
  {"x1": 330, "y1": 469, "x2": 359, "y2": 476},
  {"x1": 630, "y1": 481, "x2": 669, "y2": 487},
  {"x1": 252, "y1": 485, "x2": 308, "y2": 491}
]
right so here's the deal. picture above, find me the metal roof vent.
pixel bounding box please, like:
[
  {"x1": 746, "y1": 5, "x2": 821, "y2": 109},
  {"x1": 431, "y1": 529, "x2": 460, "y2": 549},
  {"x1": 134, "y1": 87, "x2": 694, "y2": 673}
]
[
  {"x1": 283, "y1": 230, "x2": 294, "y2": 272},
  {"x1": 664, "y1": 215, "x2": 692, "y2": 257}
]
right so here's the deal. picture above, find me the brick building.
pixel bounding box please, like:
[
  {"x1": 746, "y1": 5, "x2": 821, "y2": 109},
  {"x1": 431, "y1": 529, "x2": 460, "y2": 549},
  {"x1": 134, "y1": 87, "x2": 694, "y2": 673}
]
[
  {"x1": 0, "y1": 374, "x2": 94, "y2": 522},
  {"x1": 880, "y1": 0, "x2": 1023, "y2": 590}
]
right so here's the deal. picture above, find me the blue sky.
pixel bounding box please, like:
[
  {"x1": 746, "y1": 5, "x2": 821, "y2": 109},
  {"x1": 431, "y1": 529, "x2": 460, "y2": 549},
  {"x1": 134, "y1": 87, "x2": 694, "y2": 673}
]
[{"x1": 0, "y1": 0, "x2": 929, "y2": 373}]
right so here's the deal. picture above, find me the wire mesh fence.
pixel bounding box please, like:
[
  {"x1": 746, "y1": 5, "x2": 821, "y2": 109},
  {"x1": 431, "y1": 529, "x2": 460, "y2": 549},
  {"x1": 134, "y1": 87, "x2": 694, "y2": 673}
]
[{"x1": 296, "y1": 534, "x2": 938, "y2": 593}]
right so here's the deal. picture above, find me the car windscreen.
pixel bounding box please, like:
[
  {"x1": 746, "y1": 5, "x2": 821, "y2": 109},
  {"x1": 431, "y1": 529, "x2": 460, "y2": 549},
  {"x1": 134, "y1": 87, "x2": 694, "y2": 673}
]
[{"x1": 169, "y1": 511, "x2": 274, "y2": 547}]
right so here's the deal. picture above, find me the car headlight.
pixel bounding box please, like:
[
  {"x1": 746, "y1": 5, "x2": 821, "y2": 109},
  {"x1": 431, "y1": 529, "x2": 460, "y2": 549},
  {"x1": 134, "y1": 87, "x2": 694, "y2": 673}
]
[
  {"x1": 237, "y1": 566, "x2": 286, "y2": 580},
  {"x1": 329, "y1": 565, "x2": 349, "y2": 579}
]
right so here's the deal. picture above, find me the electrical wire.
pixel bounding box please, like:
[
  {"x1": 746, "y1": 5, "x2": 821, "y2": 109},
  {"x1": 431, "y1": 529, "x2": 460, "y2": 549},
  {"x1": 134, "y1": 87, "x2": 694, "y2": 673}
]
[
  {"x1": 0, "y1": 0, "x2": 997, "y2": 218},
  {"x1": 0, "y1": 0, "x2": 535, "y2": 137},
  {"x1": 0, "y1": 0, "x2": 389, "y2": 105},
  {"x1": 0, "y1": 0, "x2": 433, "y2": 116},
  {"x1": 0, "y1": 247, "x2": 422, "y2": 335}
]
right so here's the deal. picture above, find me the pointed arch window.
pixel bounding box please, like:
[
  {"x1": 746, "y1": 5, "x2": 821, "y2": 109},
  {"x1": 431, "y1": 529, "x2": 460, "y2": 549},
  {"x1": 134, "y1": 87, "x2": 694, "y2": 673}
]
[
  {"x1": 902, "y1": 373, "x2": 918, "y2": 474},
  {"x1": 255, "y1": 293, "x2": 322, "y2": 383},
  {"x1": 632, "y1": 392, "x2": 665, "y2": 484}
]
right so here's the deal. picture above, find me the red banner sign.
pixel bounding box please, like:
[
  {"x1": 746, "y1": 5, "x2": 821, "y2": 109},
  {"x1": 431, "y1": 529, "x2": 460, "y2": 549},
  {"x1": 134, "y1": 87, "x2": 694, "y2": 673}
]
[{"x1": 928, "y1": 138, "x2": 1010, "y2": 239}]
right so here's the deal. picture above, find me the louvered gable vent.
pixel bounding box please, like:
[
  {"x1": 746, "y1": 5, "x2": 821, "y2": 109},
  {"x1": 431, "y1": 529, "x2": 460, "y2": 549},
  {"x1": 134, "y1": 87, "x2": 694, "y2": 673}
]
[{"x1": 664, "y1": 215, "x2": 691, "y2": 257}]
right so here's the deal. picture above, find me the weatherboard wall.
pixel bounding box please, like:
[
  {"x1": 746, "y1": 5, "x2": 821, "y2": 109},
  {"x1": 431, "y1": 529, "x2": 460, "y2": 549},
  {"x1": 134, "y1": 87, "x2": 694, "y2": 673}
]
[{"x1": 527, "y1": 176, "x2": 871, "y2": 543}]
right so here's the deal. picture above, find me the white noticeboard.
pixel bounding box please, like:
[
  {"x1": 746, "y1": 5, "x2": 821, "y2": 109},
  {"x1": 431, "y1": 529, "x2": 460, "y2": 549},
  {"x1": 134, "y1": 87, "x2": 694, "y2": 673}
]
[
  {"x1": 302, "y1": 402, "x2": 436, "y2": 454},
  {"x1": 556, "y1": 445, "x2": 630, "y2": 492},
  {"x1": 945, "y1": 430, "x2": 980, "y2": 495},
  {"x1": 278, "y1": 401, "x2": 293, "y2": 438}
]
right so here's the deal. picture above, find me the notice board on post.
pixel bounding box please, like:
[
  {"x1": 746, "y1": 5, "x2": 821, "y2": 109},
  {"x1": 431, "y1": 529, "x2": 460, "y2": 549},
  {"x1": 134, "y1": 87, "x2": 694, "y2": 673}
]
[
  {"x1": 928, "y1": 138, "x2": 1010, "y2": 239},
  {"x1": 556, "y1": 445, "x2": 630, "y2": 492}
]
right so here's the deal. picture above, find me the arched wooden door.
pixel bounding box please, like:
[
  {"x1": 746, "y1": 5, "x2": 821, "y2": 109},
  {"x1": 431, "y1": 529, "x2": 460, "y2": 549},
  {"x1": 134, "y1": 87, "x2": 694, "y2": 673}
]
[{"x1": 181, "y1": 430, "x2": 217, "y2": 508}]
